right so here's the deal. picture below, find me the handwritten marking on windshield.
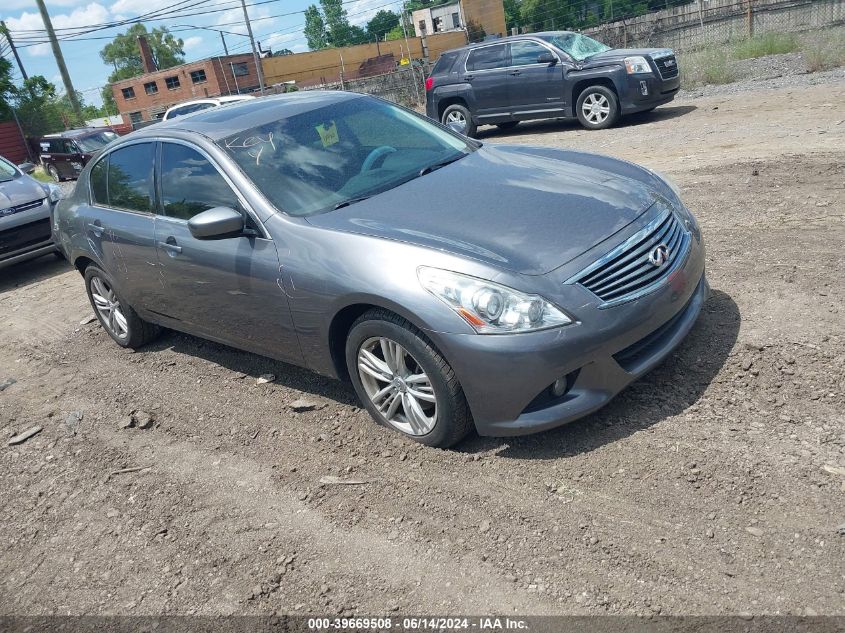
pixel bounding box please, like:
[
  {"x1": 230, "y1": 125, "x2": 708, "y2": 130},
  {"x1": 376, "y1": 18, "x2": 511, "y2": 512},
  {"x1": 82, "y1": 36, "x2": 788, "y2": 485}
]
[{"x1": 224, "y1": 133, "x2": 276, "y2": 165}]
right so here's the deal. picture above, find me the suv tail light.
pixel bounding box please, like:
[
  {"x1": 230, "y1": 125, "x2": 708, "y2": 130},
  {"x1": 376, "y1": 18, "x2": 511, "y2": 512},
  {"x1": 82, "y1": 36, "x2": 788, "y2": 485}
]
[{"x1": 425, "y1": 77, "x2": 434, "y2": 91}]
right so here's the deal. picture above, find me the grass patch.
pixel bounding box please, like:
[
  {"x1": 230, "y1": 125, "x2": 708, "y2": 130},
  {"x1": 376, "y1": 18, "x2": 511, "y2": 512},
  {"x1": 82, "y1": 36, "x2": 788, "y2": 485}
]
[
  {"x1": 680, "y1": 48, "x2": 737, "y2": 89},
  {"x1": 732, "y1": 32, "x2": 799, "y2": 59},
  {"x1": 801, "y1": 29, "x2": 845, "y2": 72},
  {"x1": 31, "y1": 166, "x2": 53, "y2": 183}
]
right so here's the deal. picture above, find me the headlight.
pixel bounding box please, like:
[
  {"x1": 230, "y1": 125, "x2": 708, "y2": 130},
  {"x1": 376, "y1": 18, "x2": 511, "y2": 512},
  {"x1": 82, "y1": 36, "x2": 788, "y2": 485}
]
[
  {"x1": 44, "y1": 183, "x2": 63, "y2": 204},
  {"x1": 624, "y1": 56, "x2": 651, "y2": 74},
  {"x1": 418, "y1": 267, "x2": 573, "y2": 334}
]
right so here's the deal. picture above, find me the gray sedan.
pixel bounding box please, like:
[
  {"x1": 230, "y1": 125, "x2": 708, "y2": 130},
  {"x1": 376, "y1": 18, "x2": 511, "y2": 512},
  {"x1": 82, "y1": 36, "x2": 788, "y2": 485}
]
[{"x1": 53, "y1": 92, "x2": 707, "y2": 447}]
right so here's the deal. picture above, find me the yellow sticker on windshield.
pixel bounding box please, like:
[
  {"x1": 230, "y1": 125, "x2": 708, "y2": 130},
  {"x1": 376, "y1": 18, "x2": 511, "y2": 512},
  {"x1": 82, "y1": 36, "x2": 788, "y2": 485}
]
[{"x1": 316, "y1": 121, "x2": 339, "y2": 147}]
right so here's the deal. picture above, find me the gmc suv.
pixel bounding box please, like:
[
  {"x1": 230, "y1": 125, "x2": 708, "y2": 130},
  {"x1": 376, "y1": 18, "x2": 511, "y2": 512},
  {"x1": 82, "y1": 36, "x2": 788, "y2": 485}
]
[{"x1": 425, "y1": 31, "x2": 680, "y2": 136}]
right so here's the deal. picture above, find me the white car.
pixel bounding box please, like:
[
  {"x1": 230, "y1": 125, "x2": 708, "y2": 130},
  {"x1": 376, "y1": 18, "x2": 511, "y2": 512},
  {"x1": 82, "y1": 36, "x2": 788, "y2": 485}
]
[{"x1": 162, "y1": 95, "x2": 255, "y2": 121}]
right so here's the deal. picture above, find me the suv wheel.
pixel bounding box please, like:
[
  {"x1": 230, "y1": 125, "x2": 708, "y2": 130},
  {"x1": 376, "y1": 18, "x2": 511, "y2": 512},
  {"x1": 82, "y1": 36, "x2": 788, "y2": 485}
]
[
  {"x1": 83, "y1": 264, "x2": 160, "y2": 348},
  {"x1": 346, "y1": 309, "x2": 472, "y2": 448},
  {"x1": 47, "y1": 164, "x2": 61, "y2": 182},
  {"x1": 441, "y1": 104, "x2": 476, "y2": 138},
  {"x1": 576, "y1": 86, "x2": 620, "y2": 130}
]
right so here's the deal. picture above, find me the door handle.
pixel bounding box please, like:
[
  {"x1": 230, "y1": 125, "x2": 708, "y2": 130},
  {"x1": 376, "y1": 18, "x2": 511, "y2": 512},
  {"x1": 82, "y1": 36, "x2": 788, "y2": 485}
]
[
  {"x1": 158, "y1": 239, "x2": 182, "y2": 255},
  {"x1": 509, "y1": 70, "x2": 521, "y2": 75},
  {"x1": 87, "y1": 222, "x2": 104, "y2": 237},
  {"x1": 463, "y1": 74, "x2": 474, "y2": 81}
]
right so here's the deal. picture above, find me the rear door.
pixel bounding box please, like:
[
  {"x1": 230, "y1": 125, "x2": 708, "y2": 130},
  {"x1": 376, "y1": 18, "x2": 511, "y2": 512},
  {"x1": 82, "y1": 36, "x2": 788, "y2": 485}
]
[
  {"x1": 84, "y1": 141, "x2": 163, "y2": 312},
  {"x1": 507, "y1": 40, "x2": 566, "y2": 117},
  {"x1": 463, "y1": 43, "x2": 511, "y2": 119},
  {"x1": 152, "y1": 140, "x2": 301, "y2": 362}
]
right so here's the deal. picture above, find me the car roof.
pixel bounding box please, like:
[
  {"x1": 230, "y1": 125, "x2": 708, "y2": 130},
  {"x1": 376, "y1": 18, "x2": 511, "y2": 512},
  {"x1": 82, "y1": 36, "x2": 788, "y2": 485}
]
[
  {"x1": 133, "y1": 91, "x2": 363, "y2": 142},
  {"x1": 43, "y1": 127, "x2": 112, "y2": 139},
  {"x1": 442, "y1": 31, "x2": 576, "y2": 54}
]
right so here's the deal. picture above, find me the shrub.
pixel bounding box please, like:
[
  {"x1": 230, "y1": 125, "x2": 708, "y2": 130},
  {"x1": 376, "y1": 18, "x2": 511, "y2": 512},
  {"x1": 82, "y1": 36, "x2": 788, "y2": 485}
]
[
  {"x1": 681, "y1": 48, "x2": 737, "y2": 89},
  {"x1": 801, "y1": 29, "x2": 845, "y2": 72},
  {"x1": 732, "y1": 32, "x2": 799, "y2": 59}
]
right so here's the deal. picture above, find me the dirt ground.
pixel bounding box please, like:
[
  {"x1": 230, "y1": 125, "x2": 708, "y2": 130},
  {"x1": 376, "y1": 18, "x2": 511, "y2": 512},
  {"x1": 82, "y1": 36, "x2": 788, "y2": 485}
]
[{"x1": 1, "y1": 78, "x2": 844, "y2": 617}]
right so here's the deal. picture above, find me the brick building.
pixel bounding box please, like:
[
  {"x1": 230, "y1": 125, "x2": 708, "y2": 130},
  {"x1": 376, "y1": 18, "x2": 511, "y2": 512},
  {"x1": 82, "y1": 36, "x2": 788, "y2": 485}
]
[{"x1": 110, "y1": 40, "x2": 261, "y2": 127}]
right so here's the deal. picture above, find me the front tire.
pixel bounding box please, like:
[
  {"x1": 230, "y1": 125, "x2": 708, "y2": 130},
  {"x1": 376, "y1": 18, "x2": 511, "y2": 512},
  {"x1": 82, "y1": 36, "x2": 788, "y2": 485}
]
[
  {"x1": 576, "y1": 85, "x2": 620, "y2": 130},
  {"x1": 47, "y1": 164, "x2": 61, "y2": 182},
  {"x1": 441, "y1": 103, "x2": 477, "y2": 138},
  {"x1": 346, "y1": 309, "x2": 472, "y2": 448},
  {"x1": 83, "y1": 265, "x2": 160, "y2": 348}
]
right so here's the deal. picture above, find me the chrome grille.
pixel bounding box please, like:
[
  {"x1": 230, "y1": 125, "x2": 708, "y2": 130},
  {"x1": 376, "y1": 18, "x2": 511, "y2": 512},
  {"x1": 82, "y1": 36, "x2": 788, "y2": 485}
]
[
  {"x1": 1, "y1": 198, "x2": 45, "y2": 218},
  {"x1": 570, "y1": 205, "x2": 690, "y2": 306},
  {"x1": 653, "y1": 55, "x2": 679, "y2": 79}
]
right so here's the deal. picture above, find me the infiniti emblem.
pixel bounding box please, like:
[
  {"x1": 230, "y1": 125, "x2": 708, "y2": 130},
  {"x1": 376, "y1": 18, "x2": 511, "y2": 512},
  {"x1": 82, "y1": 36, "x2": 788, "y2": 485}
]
[{"x1": 648, "y1": 244, "x2": 670, "y2": 267}]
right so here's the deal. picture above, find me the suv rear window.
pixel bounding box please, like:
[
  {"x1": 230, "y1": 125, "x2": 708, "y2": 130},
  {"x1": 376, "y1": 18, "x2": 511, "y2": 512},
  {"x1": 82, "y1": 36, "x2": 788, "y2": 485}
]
[
  {"x1": 466, "y1": 44, "x2": 508, "y2": 71},
  {"x1": 432, "y1": 52, "x2": 459, "y2": 75}
]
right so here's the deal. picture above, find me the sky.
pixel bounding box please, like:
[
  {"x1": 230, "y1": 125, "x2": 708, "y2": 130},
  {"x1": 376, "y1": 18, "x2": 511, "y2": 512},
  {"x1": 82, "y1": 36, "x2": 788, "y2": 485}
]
[{"x1": 2, "y1": 0, "x2": 404, "y2": 107}]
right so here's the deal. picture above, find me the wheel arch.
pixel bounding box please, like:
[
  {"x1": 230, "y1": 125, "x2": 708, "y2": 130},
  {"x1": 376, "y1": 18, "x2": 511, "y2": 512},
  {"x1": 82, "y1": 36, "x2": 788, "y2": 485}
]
[
  {"x1": 437, "y1": 95, "x2": 470, "y2": 121},
  {"x1": 570, "y1": 77, "x2": 619, "y2": 115}
]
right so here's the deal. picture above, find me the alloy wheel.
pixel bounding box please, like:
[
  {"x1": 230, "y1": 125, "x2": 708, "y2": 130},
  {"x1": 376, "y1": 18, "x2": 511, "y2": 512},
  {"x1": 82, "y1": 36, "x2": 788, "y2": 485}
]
[
  {"x1": 356, "y1": 336, "x2": 437, "y2": 436},
  {"x1": 48, "y1": 165, "x2": 60, "y2": 182},
  {"x1": 582, "y1": 93, "x2": 611, "y2": 125},
  {"x1": 90, "y1": 276, "x2": 129, "y2": 340},
  {"x1": 444, "y1": 110, "x2": 467, "y2": 134}
]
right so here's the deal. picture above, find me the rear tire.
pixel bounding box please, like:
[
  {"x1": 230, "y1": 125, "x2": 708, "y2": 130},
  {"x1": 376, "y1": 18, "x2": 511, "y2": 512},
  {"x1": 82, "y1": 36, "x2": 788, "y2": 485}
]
[
  {"x1": 346, "y1": 309, "x2": 472, "y2": 448},
  {"x1": 47, "y1": 164, "x2": 61, "y2": 182},
  {"x1": 441, "y1": 103, "x2": 477, "y2": 138},
  {"x1": 576, "y1": 85, "x2": 620, "y2": 130},
  {"x1": 83, "y1": 264, "x2": 160, "y2": 349},
  {"x1": 496, "y1": 121, "x2": 519, "y2": 131}
]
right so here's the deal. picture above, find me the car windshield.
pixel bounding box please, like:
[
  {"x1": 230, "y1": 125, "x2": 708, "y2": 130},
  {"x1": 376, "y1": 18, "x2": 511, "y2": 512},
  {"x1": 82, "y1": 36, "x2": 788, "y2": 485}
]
[
  {"x1": 0, "y1": 158, "x2": 17, "y2": 181},
  {"x1": 76, "y1": 131, "x2": 118, "y2": 153},
  {"x1": 539, "y1": 32, "x2": 610, "y2": 61},
  {"x1": 220, "y1": 96, "x2": 473, "y2": 217}
]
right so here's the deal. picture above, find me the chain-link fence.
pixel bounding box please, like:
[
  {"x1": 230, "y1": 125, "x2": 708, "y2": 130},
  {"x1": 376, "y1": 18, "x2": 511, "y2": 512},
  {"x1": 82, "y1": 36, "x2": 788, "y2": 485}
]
[
  {"x1": 585, "y1": 0, "x2": 845, "y2": 53},
  {"x1": 298, "y1": 63, "x2": 431, "y2": 110}
]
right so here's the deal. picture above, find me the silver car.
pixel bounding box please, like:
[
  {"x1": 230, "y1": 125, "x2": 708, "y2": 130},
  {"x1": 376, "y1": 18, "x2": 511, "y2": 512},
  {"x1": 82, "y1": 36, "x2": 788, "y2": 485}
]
[
  {"x1": 1, "y1": 157, "x2": 62, "y2": 269},
  {"x1": 53, "y1": 93, "x2": 707, "y2": 447}
]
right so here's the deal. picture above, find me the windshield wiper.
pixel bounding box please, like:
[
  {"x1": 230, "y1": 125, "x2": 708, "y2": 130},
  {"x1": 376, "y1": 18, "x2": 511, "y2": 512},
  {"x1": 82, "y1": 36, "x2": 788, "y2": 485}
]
[
  {"x1": 418, "y1": 153, "x2": 466, "y2": 177},
  {"x1": 333, "y1": 195, "x2": 371, "y2": 210}
]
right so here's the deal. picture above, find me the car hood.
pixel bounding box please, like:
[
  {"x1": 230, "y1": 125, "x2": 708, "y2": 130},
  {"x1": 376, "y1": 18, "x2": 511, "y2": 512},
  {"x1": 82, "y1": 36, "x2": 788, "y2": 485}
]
[
  {"x1": 306, "y1": 144, "x2": 658, "y2": 275},
  {"x1": 0, "y1": 175, "x2": 46, "y2": 210},
  {"x1": 585, "y1": 48, "x2": 671, "y2": 63}
]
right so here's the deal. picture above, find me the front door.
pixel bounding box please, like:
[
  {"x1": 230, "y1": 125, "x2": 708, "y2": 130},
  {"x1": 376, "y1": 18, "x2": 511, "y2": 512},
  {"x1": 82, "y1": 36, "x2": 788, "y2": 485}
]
[
  {"x1": 507, "y1": 41, "x2": 567, "y2": 117},
  {"x1": 463, "y1": 43, "x2": 511, "y2": 120},
  {"x1": 152, "y1": 141, "x2": 301, "y2": 363}
]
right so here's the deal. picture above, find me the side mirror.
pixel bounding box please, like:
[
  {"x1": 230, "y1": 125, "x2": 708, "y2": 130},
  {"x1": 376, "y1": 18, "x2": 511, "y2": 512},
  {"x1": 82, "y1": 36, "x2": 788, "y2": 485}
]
[
  {"x1": 188, "y1": 207, "x2": 245, "y2": 239},
  {"x1": 537, "y1": 52, "x2": 557, "y2": 65},
  {"x1": 18, "y1": 162, "x2": 36, "y2": 174}
]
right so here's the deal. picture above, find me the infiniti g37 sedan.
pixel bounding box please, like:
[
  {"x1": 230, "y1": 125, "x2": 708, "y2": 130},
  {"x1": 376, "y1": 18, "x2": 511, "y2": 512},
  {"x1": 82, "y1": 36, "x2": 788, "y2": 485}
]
[{"x1": 53, "y1": 92, "x2": 707, "y2": 447}]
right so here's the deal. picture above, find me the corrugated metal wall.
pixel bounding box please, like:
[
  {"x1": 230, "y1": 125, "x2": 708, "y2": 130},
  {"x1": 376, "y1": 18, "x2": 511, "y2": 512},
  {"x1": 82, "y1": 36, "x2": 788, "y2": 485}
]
[{"x1": 0, "y1": 120, "x2": 30, "y2": 165}]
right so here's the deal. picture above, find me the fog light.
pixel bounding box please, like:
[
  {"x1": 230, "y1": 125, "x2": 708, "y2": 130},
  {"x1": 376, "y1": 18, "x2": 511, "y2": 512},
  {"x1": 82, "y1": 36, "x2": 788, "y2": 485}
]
[
  {"x1": 640, "y1": 80, "x2": 648, "y2": 96},
  {"x1": 551, "y1": 377, "x2": 569, "y2": 397}
]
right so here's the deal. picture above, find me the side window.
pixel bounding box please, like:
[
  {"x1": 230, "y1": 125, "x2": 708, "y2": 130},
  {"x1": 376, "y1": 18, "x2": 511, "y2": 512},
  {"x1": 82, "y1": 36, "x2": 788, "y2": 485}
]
[
  {"x1": 49, "y1": 139, "x2": 65, "y2": 154},
  {"x1": 107, "y1": 143, "x2": 154, "y2": 212},
  {"x1": 510, "y1": 41, "x2": 553, "y2": 66},
  {"x1": 90, "y1": 156, "x2": 108, "y2": 206},
  {"x1": 159, "y1": 143, "x2": 239, "y2": 221},
  {"x1": 466, "y1": 44, "x2": 508, "y2": 71},
  {"x1": 432, "y1": 51, "x2": 458, "y2": 75}
]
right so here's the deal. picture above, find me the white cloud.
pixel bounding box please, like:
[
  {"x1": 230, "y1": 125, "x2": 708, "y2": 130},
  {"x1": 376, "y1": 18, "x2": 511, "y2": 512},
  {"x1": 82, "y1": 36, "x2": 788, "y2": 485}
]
[
  {"x1": 262, "y1": 31, "x2": 307, "y2": 54},
  {"x1": 182, "y1": 35, "x2": 203, "y2": 51},
  {"x1": 108, "y1": 0, "x2": 176, "y2": 15},
  {"x1": 6, "y1": 3, "x2": 110, "y2": 57},
  {"x1": 347, "y1": 0, "x2": 398, "y2": 26}
]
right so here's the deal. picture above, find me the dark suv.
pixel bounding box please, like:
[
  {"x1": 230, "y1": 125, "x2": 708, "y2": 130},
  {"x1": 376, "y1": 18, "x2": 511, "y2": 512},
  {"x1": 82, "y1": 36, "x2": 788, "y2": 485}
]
[
  {"x1": 36, "y1": 127, "x2": 118, "y2": 181},
  {"x1": 425, "y1": 31, "x2": 680, "y2": 136}
]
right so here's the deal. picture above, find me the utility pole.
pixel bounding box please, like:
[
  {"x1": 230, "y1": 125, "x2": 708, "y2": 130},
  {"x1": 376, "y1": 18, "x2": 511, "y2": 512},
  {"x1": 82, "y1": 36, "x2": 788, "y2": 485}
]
[
  {"x1": 34, "y1": 0, "x2": 83, "y2": 122},
  {"x1": 1, "y1": 21, "x2": 28, "y2": 81},
  {"x1": 399, "y1": 1, "x2": 421, "y2": 105},
  {"x1": 220, "y1": 31, "x2": 229, "y2": 55},
  {"x1": 239, "y1": 0, "x2": 266, "y2": 94}
]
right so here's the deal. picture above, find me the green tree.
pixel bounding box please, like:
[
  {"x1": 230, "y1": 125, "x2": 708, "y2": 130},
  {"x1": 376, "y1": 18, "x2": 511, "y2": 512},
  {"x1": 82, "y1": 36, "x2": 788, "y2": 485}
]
[
  {"x1": 0, "y1": 58, "x2": 15, "y2": 120},
  {"x1": 304, "y1": 5, "x2": 328, "y2": 50},
  {"x1": 13, "y1": 76, "x2": 67, "y2": 135},
  {"x1": 504, "y1": 0, "x2": 521, "y2": 31},
  {"x1": 466, "y1": 19, "x2": 486, "y2": 43},
  {"x1": 366, "y1": 9, "x2": 400, "y2": 41},
  {"x1": 100, "y1": 24, "x2": 184, "y2": 111}
]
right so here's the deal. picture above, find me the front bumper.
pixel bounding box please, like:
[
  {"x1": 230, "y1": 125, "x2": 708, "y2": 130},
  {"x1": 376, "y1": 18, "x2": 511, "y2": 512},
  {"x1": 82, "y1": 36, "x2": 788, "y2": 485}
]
[
  {"x1": 429, "y1": 237, "x2": 707, "y2": 437},
  {"x1": 620, "y1": 72, "x2": 680, "y2": 115}
]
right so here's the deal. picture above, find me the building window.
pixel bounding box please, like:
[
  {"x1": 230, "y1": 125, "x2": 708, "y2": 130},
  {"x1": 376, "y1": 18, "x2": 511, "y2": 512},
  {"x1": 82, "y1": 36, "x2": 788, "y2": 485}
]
[
  {"x1": 418, "y1": 20, "x2": 426, "y2": 33},
  {"x1": 231, "y1": 62, "x2": 249, "y2": 77},
  {"x1": 128, "y1": 111, "x2": 143, "y2": 124},
  {"x1": 190, "y1": 69, "x2": 207, "y2": 84},
  {"x1": 144, "y1": 81, "x2": 158, "y2": 95},
  {"x1": 121, "y1": 87, "x2": 135, "y2": 100},
  {"x1": 452, "y1": 12, "x2": 460, "y2": 28},
  {"x1": 165, "y1": 76, "x2": 180, "y2": 90}
]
